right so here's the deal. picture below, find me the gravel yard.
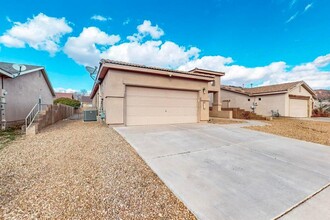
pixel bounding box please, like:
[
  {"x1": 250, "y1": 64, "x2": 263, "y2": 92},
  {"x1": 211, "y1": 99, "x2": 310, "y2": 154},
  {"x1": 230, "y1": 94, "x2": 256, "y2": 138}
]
[
  {"x1": 209, "y1": 117, "x2": 244, "y2": 124},
  {"x1": 247, "y1": 118, "x2": 330, "y2": 146},
  {"x1": 0, "y1": 120, "x2": 195, "y2": 219}
]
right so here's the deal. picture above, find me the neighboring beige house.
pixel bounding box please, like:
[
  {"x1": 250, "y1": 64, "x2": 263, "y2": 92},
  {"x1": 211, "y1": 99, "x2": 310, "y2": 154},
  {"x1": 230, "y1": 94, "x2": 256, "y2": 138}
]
[
  {"x1": 0, "y1": 62, "x2": 55, "y2": 127},
  {"x1": 221, "y1": 81, "x2": 316, "y2": 117},
  {"x1": 90, "y1": 59, "x2": 229, "y2": 126},
  {"x1": 81, "y1": 95, "x2": 93, "y2": 108},
  {"x1": 55, "y1": 92, "x2": 74, "y2": 99}
]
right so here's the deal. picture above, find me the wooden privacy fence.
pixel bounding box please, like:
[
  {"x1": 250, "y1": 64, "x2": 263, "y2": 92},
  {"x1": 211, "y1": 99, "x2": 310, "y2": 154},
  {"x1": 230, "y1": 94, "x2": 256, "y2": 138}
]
[{"x1": 37, "y1": 104, "x2": 74, "y2": 131}]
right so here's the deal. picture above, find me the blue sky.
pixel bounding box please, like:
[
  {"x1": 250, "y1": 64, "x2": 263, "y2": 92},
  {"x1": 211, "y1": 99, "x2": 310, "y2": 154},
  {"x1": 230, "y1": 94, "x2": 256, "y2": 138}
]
[{"x1": 0, "y1": 0, "x2": 329, "y2": 93}]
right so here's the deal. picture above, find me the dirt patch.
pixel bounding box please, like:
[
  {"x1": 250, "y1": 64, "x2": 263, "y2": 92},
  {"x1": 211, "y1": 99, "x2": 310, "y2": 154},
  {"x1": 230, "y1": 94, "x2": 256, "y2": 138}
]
[
  {"x1": 209, "y1": 117, "x2": 245, "y2": 125},
  {"x1": 247, "y1": 118, "x2": 330, "y2": 146},
  {"x1": 0, "y1": 128, "x2": 23, "y2": 151},
  {"x1": 0, "y1": 120, "x2": 195, "y2": 219}
]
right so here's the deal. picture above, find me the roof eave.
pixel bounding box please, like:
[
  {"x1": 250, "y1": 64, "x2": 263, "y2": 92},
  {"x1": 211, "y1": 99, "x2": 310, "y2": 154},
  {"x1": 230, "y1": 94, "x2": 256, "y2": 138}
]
[
  {"x1": 221, "y1": 87, "x2": 250, "y2": 96},
  {"x1": 189, "y1": 68, "x2": 225, "y2": 76},
  {"x1": 90, "y1": 62, "x2": 215, "y2": 99},
  {"x1": 0, "y1": 69, "x2": 13, "y2": 78},
  {"x1": 40, "y1": 69, "x2": 56, "y2": 97}
]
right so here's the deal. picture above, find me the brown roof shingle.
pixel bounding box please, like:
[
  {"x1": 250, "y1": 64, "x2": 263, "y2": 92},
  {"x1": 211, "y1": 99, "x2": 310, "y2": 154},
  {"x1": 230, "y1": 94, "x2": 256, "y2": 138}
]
[
  {"x1": 81, "y1": 96, "x2": 92, "y2": 103},
  {"x1": 244, "y1": 81, "x2": 304, "y2": 94},
  {"x1": 222, "y1": 81, "x2": 316, "y2": 98},
  {"x1": 55, "y1": 92, "x2": 74, "y2": 99}
]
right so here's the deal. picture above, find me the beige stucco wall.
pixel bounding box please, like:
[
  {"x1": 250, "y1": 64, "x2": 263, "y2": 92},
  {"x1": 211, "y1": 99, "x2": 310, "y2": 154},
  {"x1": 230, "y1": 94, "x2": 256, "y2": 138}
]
[
  {"x1": 221, "y1": 89, "x2": 286, "y2": 116},
  {"x1": 99, "y1": 69, "x2": 211, "y2": 125},
  {"x1": 3, "y1": 71, "x2": 54, "y2": 123},
  {"x1": 253, "y1": 94, "x2": 286, "y2": 116},
  {"x1": 221, "y1": 90, "x2": 251, "y2": 111}
]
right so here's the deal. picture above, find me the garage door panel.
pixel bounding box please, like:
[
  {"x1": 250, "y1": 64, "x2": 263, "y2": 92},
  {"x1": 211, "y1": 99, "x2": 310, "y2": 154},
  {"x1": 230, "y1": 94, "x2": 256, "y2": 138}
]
[
  {"x1": 127, "y1": 106, "x2": 197, "y2": 116},
  {"x1": 289, "y1": 99, "x2": 308, "y2": 117},
  {"x1": 126, "y1": 87, "x2": 198, "y2": 125},
  {"x1": 127, "y1": 96, "x2": 197, "y2": 107}
]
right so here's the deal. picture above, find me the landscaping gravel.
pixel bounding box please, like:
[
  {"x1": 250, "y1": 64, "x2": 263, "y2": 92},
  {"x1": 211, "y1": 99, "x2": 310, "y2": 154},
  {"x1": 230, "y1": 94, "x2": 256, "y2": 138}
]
[
  {"x1": 0, "y1": 120, "x2": 195, "y2": 219},
  {"x1": 247, "y1": 117, "x2": 330, "y2": 146},
  {"x1": 209, "y1": 117, "x2": 244, "y2": 125}
]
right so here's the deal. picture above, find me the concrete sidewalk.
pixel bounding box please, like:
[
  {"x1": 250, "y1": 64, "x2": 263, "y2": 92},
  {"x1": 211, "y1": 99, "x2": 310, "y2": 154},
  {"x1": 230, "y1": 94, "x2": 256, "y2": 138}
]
[
  {"x1": 279, "y1": 184, "x2": 330, "y2": 220},
  {"x1": 115, "y1": 122, "x2": 330, "y2": 220},
  {"x1": 298, "y1": 117, "x2": 330, "y2": 123}
]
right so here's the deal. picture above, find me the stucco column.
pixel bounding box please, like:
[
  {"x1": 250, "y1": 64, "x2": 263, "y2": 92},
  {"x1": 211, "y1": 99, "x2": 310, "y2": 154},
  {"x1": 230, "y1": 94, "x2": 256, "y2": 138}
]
[{"x1": 212, "y1": 91, "x2": 222, "y2": 111}]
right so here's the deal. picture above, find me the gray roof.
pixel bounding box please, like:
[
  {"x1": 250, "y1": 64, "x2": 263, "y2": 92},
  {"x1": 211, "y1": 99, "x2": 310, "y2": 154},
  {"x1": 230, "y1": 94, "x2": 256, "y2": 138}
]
[
  {"x1": 101, "y1": 59, "x2": 215, "y2": 77},
  {"x1": 81, "y1": 95, "x2": 92, "y2": 103},
  {"x1": 0, "y1": 61, "x2": 55, "y2": 96},
  {"x1": 0, "y1": 62, "x2": 43, "y2": 76}
]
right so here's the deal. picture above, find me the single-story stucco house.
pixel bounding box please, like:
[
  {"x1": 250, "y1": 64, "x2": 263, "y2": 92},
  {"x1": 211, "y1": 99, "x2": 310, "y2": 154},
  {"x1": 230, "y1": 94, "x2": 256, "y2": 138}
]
[
  {"x1": 90, "y1": 59, "x2": 230, "y2": 126},
  {"x1": 221, "y1": 81, "x2": 316, "y2": 117},
  {"x1": 0, "y1": 62, "x2": 55, "y2": 127}
]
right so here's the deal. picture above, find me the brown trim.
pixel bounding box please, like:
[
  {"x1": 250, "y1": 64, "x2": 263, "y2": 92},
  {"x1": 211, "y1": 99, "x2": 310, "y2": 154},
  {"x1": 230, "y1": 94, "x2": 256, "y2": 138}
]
[
  {"x1": 123, "y1": 83, "x2": 202, "y2": 92},
  {"x1": 221, "y1": 87, "x2": 250, "y2": 96},
  {"x1": 105, "y1": 63, "x2": 214, "y2": 81},
  {"x1": 189, "y1": 68, "x2": 225, "y2": 76},
  {"x1": 289, "y1": 94, "x2": 310, "y2": 100},
  {"x1": 222, "y1": 87, "x2": 289, "y2": 97},
  {"x1": 90, "y1": 63, "x2": 214, "y2": 99},
  {"x1": 105, "y1": 95, "x2": 124, "y2": 98},
  {"x1": 251, "y1": 91, "x2": 287, "y2": 96}
]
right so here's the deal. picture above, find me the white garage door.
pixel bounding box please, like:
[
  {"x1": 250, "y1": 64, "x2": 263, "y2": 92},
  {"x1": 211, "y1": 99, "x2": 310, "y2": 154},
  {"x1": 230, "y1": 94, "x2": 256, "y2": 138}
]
[
  {"x1": 289, "y1": 98, "x2": 308, "y2": 117},
  {"x1": 126, "y1": 87, "x2": 198, "y2": 126}
]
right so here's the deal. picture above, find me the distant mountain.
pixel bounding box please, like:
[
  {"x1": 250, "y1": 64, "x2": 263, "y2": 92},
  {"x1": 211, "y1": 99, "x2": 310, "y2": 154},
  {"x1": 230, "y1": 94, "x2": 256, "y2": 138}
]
[{"x1": 315, "y1": 89, "x2": 330, "y2": 100}]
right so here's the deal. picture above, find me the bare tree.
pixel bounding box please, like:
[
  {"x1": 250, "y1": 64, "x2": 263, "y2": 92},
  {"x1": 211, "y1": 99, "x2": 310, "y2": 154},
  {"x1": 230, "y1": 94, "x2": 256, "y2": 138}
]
[{"x1": 80, "y1": 89, "x2": 87, "y2": 96}]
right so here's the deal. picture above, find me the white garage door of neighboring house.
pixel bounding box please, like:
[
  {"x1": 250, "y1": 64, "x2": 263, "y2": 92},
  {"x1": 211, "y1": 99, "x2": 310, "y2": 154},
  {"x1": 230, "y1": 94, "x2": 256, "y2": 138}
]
[
  {"x1": 289, "y1": 98, "x2": 308, "y2": 117},
  {"x1": 126, "y1": 87, "x2": 198, "y2": 126}
]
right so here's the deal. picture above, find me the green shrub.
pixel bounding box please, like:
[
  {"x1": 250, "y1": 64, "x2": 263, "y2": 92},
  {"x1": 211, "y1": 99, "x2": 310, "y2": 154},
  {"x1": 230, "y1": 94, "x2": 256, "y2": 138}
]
[{"x1": 54, "y1": 98, "x2": 81, "y2": 109}]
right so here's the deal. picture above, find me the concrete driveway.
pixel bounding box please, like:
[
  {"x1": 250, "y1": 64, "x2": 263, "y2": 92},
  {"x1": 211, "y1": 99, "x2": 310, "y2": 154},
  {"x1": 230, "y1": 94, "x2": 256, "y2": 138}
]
[
  {"x1": 298, "y1": 117, "x2": 330, "y2": 123},
  {"x1": 115, "y1": 122, "x2": 330, "y2": 220}
]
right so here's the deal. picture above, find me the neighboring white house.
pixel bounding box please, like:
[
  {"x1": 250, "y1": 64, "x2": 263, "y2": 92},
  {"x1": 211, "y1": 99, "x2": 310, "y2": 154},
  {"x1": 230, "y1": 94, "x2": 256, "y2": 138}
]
[
  {"x1": 220, "y1": 81, "x2": 316, "y2": 117},
  {"x1": 0, "y1": 62, "x2": 55, "y2": 127}
]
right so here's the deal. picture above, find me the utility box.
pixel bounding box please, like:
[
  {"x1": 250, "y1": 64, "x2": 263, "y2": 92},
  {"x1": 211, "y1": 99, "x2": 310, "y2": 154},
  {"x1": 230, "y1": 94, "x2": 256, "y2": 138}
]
[{"x1": 83, "y1": 109, "x2": 97, "y2": 122}]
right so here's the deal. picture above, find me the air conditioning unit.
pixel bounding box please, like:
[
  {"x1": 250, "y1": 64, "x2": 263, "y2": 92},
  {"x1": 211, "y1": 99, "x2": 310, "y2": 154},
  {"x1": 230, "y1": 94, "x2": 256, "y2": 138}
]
[{"x1": 83, "y1": 109, "x2": 97, "y2": 121}]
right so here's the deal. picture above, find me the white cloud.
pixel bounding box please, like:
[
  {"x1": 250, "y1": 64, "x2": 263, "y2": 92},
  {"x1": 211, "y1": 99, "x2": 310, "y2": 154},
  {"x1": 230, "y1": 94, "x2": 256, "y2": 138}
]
[
  {"x1": 0, "y1": 35, "x2": 25, "y2": 48},
  {"x1": 137, "y1": 20, "x2": 164, "y2": 39},
  {"x1": 102, "y1": 40, "x2": 200, "y2": 69},
  {"x1": 63, "y1": 27, "x2": 120, "y2": 66},
  {"x1": 91, "y1": 15, "x2": 111, "y2": 21},
  {"x1": 179, "y1": 54, "x2": 330, "y2": 89},
  {"x1": 62, "y1": 19, "x2": 329, "y2": 89},
  {"x1": 304, "y1": 3, "x2": 313, "y2": 12},
  {"x1": 123, "y1": 18, "x2": 130, "y2": 25},
  {"x1": 313, "y1": 54, "x2": 330, "y2": 67},
  {"x1": 286, "y1": 12, "x2": 299, "y2": 23},
  {"x1": 55, "y1": 88, "x2": 77, "y2": 93},
  {"x1": 5, "y1": 16, "x2": 12, "y2": 23},
  {"x1": 127, "y1": 20, "x2": 164, "y2": 42},
  {"x1": 290, "y1": 0, "x2": 298, "y2": 8},
  {"x1": 64, "y1": 20, "x2": 193, "y2": 69},
  {"x1": 0, "y1": 13, "x2": 72, "y2": 55}
]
